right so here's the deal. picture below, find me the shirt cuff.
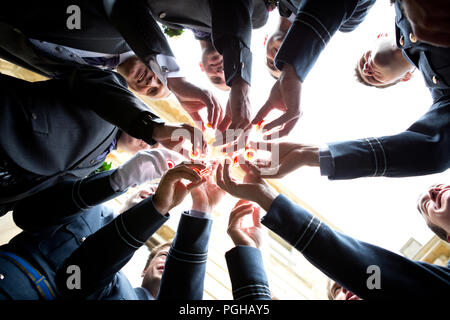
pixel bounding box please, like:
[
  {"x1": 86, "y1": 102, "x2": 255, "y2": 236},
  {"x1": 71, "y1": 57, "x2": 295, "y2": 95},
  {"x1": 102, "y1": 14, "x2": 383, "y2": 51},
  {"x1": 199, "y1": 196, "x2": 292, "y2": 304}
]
[
  {"x1": 148, "y1": 54, "x2": 183, "y2": 86},
  {"x1": 319, "y1": 146, "x2": 335, "y2": 177},
  {"x1": 188, "y1": 209, "x2": 212, "y2": 220}
]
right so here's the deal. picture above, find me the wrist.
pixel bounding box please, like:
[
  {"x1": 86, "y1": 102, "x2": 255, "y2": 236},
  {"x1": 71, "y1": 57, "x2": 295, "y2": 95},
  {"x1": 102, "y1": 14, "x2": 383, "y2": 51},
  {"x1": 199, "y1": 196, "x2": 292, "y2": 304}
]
[
  {"x1": 152, "y1": 193, "x2": 169, "y2": 215},
  {"x1": 300, "y1": 146, "x2": 320, "y2": 167},
  {"x1": 231, "y1": 76, "x2": 248, "y2": 90},
  {"x1": 256, "y1": 187, "x2": 277, "y2": 212},
  {"x1": 191, "y1": 204, "x2": 212, "y2": 214},
  {"x1": 166, "y1": 77, "x2": 183, "y2": 91}
]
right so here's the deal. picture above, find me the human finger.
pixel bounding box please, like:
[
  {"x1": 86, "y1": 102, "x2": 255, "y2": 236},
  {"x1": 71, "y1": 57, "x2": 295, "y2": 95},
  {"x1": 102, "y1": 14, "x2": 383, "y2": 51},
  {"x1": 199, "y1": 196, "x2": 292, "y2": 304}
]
[{"x1": 264, "y1": 117, "x2": 299, "y2": 140}]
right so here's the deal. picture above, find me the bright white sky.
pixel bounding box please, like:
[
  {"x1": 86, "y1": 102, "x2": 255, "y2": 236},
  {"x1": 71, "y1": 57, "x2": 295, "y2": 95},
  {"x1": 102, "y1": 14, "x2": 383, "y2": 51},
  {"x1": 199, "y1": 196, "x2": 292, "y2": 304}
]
[{"x1": 164, "y1": 1, "x2": 450, "y2": 254}]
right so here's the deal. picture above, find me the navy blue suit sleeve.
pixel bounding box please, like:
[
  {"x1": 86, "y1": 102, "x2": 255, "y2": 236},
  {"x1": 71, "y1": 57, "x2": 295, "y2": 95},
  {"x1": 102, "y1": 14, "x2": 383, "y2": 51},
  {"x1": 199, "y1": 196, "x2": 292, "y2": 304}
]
[
  {"x1": 157, "y1": 213, "x2": 212, "y2": 300},
  {"x1": 211, "y1": 0, "x2": 254, "y2": 86},
  {"x1": 326, "y1": 98, "x2": 450, "y2": 179},
  {"x1": 261, "y1": 194, "x2": 450, "y2": 299},
  {"x1": 55, "y1": 195, "x2": 168, "y2": 299},
  {"x1": 12, "y1": 170, "x2": 122, "y2": 233},
  {"x1": 275, "y1": 0, "x2": 375, "y2": 81},
  {"x1": 225, "y1": 246, "x2": 271, "y2": 300}
]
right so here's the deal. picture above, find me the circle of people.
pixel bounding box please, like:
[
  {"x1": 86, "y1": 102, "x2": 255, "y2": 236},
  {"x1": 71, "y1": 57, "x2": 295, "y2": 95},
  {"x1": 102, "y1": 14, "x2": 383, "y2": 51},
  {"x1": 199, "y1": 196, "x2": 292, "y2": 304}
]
[{"x1": 0, "y1": 0, "x2": 448, "y2": 300}]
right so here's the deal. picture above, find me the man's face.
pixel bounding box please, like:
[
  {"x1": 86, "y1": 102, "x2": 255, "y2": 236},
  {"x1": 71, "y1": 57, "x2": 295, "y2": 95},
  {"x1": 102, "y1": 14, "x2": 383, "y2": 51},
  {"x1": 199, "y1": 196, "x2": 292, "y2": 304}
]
[
  {"x1": 358, "y1": 37, "x2": 411, "y2": 87},
  {"x1": 417, "y1": 184, "x2": 450, "y2": 237},
  {"x1": 330, "y1": 282, "x2": 361, "y2": 300},
  {"x1": 200, "y1": 47, "x2": 229, "y2": 91},
  {"x1": 117, "y1": 132, "x2": 150, "y2": 154},
  {"x1": 265, "y1": 32, "x2": 284, "y2": 79},
  {"x1": 117, "y1": 56, "x2": 170, "y2": 98},
  {"x1": 142, "y1": 246, "x2": 170, "y2": 284}
]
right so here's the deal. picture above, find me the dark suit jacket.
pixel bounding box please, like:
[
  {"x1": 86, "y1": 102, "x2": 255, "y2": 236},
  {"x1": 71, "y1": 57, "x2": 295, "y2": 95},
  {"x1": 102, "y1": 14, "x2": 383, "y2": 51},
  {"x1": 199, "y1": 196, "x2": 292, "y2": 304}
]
[
  {"x1": 0, "y1": 71, "x2": 160, "y2": 204},
  {"x1": 0, "y1": 170, "x2": 173, "y2": 300},
  {"x1": 0, "y1": 0, "x2": 268, "y2": 86},
  {"x1": 262, "y1": 194, "x2": 450, "y2": 299},
  {"x1": 225, "y1": 246, "x2": 271, "y2": 300},
  {"x1": 0, "y1": 171, "x2": 121, "y2": 299},
  {"x1": 275, "y1": 0, "x2": 450, "y2": 179},
  {"x1": 54, "y1": 203, "x2": 215, "y2": 300},
  {"x1": 157, "y1": 213, "x2": 212, "y2": 300}
]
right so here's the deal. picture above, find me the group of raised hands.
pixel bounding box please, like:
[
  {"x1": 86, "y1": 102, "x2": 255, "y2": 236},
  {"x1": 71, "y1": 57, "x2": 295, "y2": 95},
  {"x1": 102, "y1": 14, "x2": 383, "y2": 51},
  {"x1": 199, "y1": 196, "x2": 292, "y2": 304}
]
[
  {"x1": 115, "y1": 148, "x2": 279, "y2": 249},
  {"x1": 148, "y1": 160, "x2": 269, "y2": 249}
]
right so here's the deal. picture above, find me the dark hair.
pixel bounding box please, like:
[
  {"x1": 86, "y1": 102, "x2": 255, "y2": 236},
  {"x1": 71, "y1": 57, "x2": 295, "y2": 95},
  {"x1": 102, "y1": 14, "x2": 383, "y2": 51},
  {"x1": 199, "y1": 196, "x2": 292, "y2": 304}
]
[
  {"x1": 426, "y1": 221, "x2": 448, "y2": 243},
  {"x1": 354, "y1": 59, "x2": 401, "y2": 89},
  {"x1": 326, "y1": 279, "x2": 338, "y2": 300},
  {"x1": 416, "y1": 195, "x2": 449, "y2": 243},
  {"x1": 144, "y1": 242, "x2": 172, "y2": 270}
]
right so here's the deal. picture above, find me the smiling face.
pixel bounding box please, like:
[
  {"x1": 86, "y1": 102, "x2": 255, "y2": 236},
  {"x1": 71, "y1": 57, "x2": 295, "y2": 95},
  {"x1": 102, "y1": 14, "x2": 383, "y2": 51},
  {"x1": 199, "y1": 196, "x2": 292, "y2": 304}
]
[
  {"x1": 141, "y1": 243, "x2": 171, "y2": 296},
  {"x1": 143, "y1": 247, "x2": 169, "y2": 281},
  {"x1": 117, "y1": 56, "x2": 170, "y2": 98},
  {"x1": 200, "y1": 47, "x2": 229, "y2": 91},
  {"x1": 329, "y1": 281, "x2": 361, "y2": 300},
  {"x1": 356, "y1": 36, "x2": 414, "y2": 87},
  {"x1": 417, "y1": 184, "x2": 450, "y2": 242}
]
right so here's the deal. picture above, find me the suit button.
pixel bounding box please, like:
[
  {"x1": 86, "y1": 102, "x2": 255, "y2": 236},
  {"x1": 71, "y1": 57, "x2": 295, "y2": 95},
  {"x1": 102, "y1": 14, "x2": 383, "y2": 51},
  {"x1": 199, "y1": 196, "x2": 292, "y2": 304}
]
[
  {"x1": 13, "y1": 28, "x2": 21, "y2": 34},
  {"x1": 159, "y1": 12, "x2": 166, "y2": 19},
  {"x1": 90, "y1": 160, "x2": 96, "y2": 165},
  {"x1": 31, "y1": 113, "x2": 37, "y2": 120},
  {"x1": 433, "y1": 75, "x2": 438, "y2": 84},
  {"x1": 81, "y1": 237, "x2": 86, "y2": 242},
  {"x1": 241, "y1": 62, "x2": 245, "y2": 69},
  {"x1": 409, "y1": 33, "x2": 417, "y2": 43},
  {"x1": 399, "y1": 35, "x2": 404, "y2": 46},
  {"x1": 0, "y1": 274, "x2": 4, "y2": 280}
]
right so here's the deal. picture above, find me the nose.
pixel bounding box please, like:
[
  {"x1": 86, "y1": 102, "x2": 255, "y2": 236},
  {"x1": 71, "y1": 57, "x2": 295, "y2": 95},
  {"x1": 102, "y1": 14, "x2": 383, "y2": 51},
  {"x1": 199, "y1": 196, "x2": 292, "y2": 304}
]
[
  {"x1": 362, "y1": 62, "x2": 373, "y2": 76},
  {"x1": 146, "y1": 75, "x2": 158, "y2": 87},
  {"x1": 345, "y1": 290, "x2": 356, "y2": 300},
  {"x1": 428, "y1": 186, "x2": 442, "y2": 202}
]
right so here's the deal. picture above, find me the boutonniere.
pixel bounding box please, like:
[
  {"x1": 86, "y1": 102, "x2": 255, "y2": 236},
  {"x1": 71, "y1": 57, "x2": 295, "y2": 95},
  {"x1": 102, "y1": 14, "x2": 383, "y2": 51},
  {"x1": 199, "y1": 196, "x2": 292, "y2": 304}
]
[{"x1": 163, "y1": 26, "x2": 184, "y2": 38}]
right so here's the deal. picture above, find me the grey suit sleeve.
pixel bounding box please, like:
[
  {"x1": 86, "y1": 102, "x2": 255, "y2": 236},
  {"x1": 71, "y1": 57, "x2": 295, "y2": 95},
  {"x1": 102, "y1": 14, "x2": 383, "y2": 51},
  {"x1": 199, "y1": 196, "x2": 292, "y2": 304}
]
[
  {"x1": 210, "y1": 0, "x2": 254, "y2": 86},
  {"x1": 68, "y1": 67, "x2": 163, "y2": 145},
  {"x1": 102, "y1": 0, "x2": 174, "y2": 59}
]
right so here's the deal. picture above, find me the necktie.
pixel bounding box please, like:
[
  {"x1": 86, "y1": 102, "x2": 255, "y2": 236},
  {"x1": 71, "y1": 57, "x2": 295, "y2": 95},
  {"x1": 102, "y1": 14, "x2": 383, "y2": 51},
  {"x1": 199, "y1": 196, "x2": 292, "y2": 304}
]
[{"x1": 82, "y1": 55, "x2": 120, "y2": 69}]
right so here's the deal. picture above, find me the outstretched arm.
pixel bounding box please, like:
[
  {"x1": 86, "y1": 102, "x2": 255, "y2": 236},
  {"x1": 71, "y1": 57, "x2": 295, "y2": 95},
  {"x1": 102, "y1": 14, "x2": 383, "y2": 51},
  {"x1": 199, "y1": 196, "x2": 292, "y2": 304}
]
[
  {"x1": 225, "y1": 200, "x2": 271, "y2": 300},
  {"x1": 13, "y1": 170, "x2": 121, "y2": 233},
  {"x1": 158, "y1": 173, "x2": 224, "y2": 300},
  {"x1": 325, "y1": 100, "x2": 450, "y2": 179},
  {"x1": 216, "y1": 162, "x2": 450, "y2": 299},
  {"x1": 55, "y1": 162, "x2": 205, "y2": 299},
  {"x1": 253, "y1": 0, "x2": 376, "y2": 139},
  {"x1": 262, "y1": 194, "x2": 450, "y2": 299}
]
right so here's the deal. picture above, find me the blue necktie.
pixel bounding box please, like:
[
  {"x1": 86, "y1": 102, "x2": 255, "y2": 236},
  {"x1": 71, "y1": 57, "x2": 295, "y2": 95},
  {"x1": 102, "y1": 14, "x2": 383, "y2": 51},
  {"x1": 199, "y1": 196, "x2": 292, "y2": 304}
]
[{"x1": 82, "y1": 55, "x2": 120, "y2": 69}]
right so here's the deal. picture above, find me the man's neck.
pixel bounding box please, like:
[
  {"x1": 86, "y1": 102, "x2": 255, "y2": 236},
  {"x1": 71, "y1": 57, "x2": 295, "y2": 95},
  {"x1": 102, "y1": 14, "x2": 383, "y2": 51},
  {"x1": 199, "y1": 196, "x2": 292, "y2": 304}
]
[{"x1": 142, "y1": 279, "x2": 160, "y2": 299}]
